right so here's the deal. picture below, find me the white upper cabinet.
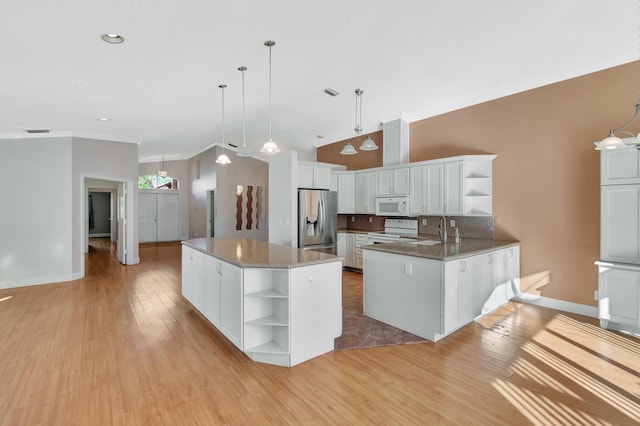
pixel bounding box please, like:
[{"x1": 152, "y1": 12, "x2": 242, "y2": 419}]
[
  {"x1": 297, "y1": 163, "x2": 332, "y2": 189},
  {"x1": 444, "y1": 161, "x2": 464, "y2": 215},
  {"x1": 410, "y1": 164, "x2": 444, "y2": 216},
  {"x1": 355, "y1": 171, "x2": 378, "y2": 214},
  {"x1": 336, "y1": 172, "x2": 355, "y2": 214},
  {"x1": 442, "y1": 156, "x2": 495, "y2": 216},
  {"x1": 378, "y1": 168, "x2": 410, "y2": 196},
  {"x1": 601, "y1": 149, "x2": 640, "y2": 185}
]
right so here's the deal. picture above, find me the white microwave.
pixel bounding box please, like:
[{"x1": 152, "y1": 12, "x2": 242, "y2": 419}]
[{"x1": 375, "y1": 195, "x2": 409, "y2": 216}]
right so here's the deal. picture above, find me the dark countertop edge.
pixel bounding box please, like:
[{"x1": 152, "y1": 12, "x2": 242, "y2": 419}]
[
  {"x1": 362, "y1": 239, "x2": 520, "y2": 261},
  {"x1": 181, "y1": 239, "x2": 343, "y2": 269}
]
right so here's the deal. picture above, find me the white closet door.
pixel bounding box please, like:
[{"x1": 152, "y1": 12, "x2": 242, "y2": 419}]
[
  {"x1": 138, "y1": 193, "x2": 157, "y2": 243},
  {"x1": 157, "y1": 193, "x2": 180, "y2": 241}
]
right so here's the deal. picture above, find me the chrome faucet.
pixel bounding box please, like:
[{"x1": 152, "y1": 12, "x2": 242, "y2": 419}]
[{"x1": 439, "y1": 216, "x2": 447, "y2": 244}]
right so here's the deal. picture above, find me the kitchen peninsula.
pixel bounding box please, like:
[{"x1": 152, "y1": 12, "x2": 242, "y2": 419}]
[
  {"x1": 182, "y1": 237, "x2": 342, "y2": 367},
  {"x1": 363, "y1": 238, "x2": 520, "y2": 342}
]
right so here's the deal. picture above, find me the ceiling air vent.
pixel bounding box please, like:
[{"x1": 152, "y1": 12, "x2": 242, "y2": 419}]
[
  {"x1": 324, "y1": 88, "x2": 339, "y2": 97},
  {"x1": 26, "y1": 129, "x2": 50, "y2": 134}
]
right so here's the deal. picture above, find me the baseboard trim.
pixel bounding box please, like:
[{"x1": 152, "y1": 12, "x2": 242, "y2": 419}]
[
  {"x1": 0, "y1": 273, "x2": 78, "y2": 290},
  {"x1": 512, "y1": 294, "x2": 598, "y2": 318},
  {"x1": 89, "y1": 233, "x2": 110, "y2": 237}
]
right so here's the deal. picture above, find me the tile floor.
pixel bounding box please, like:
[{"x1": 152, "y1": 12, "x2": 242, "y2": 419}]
[{"x1": 334, "y1": 270, "x2": 427, "y2": 350}]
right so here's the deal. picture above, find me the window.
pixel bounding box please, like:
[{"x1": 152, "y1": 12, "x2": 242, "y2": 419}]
[{"x1": 138, "y1": 175, "x2": 179, "y2": 190}]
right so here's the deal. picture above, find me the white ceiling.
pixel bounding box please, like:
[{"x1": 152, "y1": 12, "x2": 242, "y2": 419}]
[{"x1": 0, "y1": 0, "x2": 636, "y2": 162}]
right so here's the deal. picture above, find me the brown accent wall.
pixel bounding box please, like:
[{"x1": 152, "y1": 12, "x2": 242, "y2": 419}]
[
  {"x1": 317, "y1": 130, "x2": 384, "y2": 169},
  {"x1": 317, "y1": 62, "x2": 640, "y2": 307}
]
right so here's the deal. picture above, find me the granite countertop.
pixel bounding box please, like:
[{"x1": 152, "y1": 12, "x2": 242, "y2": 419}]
[
  {"x1": 338, "y1": 229, "x2": 376, "y2": 235},
  {"x1": 182, "y1": 237, "x2": 342, "y2": 269},
  {"x1": 362, "y1": 238, "x2": 519, "y2": 261}
]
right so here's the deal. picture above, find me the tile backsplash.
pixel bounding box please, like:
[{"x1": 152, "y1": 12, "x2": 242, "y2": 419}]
[{"x1": 339, "y1": 214, "x2": 494, "y2": 240}]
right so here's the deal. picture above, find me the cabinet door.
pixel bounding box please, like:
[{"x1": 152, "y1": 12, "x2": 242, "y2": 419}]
[
  {"x1": 377, "y1": 169, "x2": 393, "y2": 196},
  {"x1": 394, "y1": 168, "x2": 410, "y2": 195},
  {"x1": 601, "y1": 149, "x2": 640, "y2": 185},
  {"x1": 337, "y1": 173, "x2": 355, "y2": 213},
  {"x1": 139, "y1": 193, "x2": 157, "y2": 243},
  {"x1": 204, "y1": 257, "x2": 221, "y2": 327},
  {"x1": 475, "y1": 251, "x2": 503, "y2": 316},
  {"x1": 220, "y1": 261, "x2": 243, "y2": 349},
  {"x1": 355, "y1": 173, "x2": 368, "y2": 213},
  {"x1": 598, "y1": 267, "x2": 640, "y2": 327},
  {"x1": 444, "y1": 258, "x2": 475, "y2": 334},
  {"x1": 181, "y1": 246, "x2": 194, "y2": 303},
  {"x1": 444, "y1": 161, "x2": 463, "y2": 215},
  {"x1": 182, "y1": 246, "x2": 204, "y2": 309},
  {"x1": 601, "y1": 185, "x2": 640, "y2": 264},
  {"x1": 409, "y1": 166, "x2": 426, "y2": 215},
  {"x1": 297, "y1": 165, "x2": 314, "y2": 188},
  {"x1": 337, "y1": 233, "x2": 346, "y2": 260},
  {"x1": 345, "y1": 233, "x2": 356, "y2": 267},
  {"x1": 313, "y1": 167, "x2": 331, "y2": 190},
  {"x1": 156, "y1": 193, "x2": 180, "y2": 241},
  {"x1": 425, "y1": 163, "x2": 444, "y2": 215}
]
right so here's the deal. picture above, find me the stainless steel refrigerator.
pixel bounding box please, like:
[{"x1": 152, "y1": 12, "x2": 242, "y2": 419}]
[{"x1": 298, "y1": 189, "x2": 338, "y2": 254}]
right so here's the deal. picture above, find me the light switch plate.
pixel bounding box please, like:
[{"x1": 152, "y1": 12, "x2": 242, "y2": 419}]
[
  {"x1": 422, "y1": 219, "x2": 427, "y2": 225},
  {"x1": 450, "y1": 219, "x2": 456, "y2": 227}
]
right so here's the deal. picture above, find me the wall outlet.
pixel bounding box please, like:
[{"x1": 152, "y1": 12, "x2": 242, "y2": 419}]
[
  {"x1": 450, "y1": 219, "x2": 456, "y2": 227},
  {"x1": 404, "y1": 263, "x2": 413, "y2": 276},
  {"x1": 351, "y1": 216, "x2": 355, "y2": 222},
  {"x1": 422, "y1": 218, "x2": 427, "y2": 226},
  {"x1": 368, "y1": 217, "x2": 372, "y2": 223},
  {"x1": 594, "y1": 290, "x2": 599, "y2": 300}
]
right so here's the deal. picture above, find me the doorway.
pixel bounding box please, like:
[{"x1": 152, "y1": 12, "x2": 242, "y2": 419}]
[{"x1": 207, "y1": 190, "x2": 216, "y2": 238}]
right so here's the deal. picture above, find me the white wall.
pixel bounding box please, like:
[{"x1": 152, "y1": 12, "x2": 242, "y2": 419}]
[
  {"x1": 268, "y1": 151, "x2": 297, "y2": 247},
  {"x1": 0, "y1": 137, "x2": 74, "y2": 288},
  {"x1": 138, "y1": 159, "x2": 189, "y2": 240},
  {"x1": 73, "y1": 137, "x2": 139, "y2": 272}
]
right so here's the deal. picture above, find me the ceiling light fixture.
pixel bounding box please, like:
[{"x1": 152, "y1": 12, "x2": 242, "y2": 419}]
[
  {"x1": 260, "y1": 40, "x2": 280, "y2": 155},
  {"x1": 215, "y1": 84, "x2": 232, "y2": 165},
  {"x1": 159, "y1": 156, "x2": 168, "y2": 177},
  {"x1": 101, "y1": 33, "x2": 124, "y2": 44},
  {"x1": 358, "y1": 90, "x2": 378, "y2": 151},
  {"x1": 236, "y1": 66, "x2": 251, "y2": 157},
  {"x1": 98, "y1": 117, "x2": 111, "y2": 121},
  {"x1": 341, "y1": 88, "x2": 378, "y2": 155}
]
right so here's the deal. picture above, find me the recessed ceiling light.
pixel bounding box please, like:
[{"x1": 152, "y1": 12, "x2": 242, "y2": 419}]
[
  {"x1": 98, "y1": 117, "x2": 111, "y2": 121},
  {"x1": 317, "y1": 135, "x2": 324, "y2": 139},
  {"x1": 101, "y1": 33, "x2": 124, "y2": 44},
  {"x1": 324, "y1": 88, "x2": 339, "y2": 97}
]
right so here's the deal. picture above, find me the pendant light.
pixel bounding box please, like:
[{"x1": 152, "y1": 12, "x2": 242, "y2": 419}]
[
  {"x1": 236, "y1": 66, "x2": 251, "y2": 157},
  {"x1": 595, "y1": 1, "x2": 640, "y2": 151},
  {"x1": 215, "y1": 84, "x2": 232, "y2": 165},
  {"x1": 341, "y1": 88, "x2": 378, "y2": 155},
  {"x1": 158, "y1": 156, "x2": 168, "y2": 177},
  {"x1": 260, "y1": 40, "x2": 280, "y2": 154}
]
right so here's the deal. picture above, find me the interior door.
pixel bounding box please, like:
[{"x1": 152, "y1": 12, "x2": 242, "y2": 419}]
[
  {"x1": 138, "y1": 193, "x2": 157, "y2": 243},
  {"x1": 157, "y1": 193, "x2": 180, "y2": 241},
  {"x1": 117, "y1": 183, "x2": 127, "y2": 264}
]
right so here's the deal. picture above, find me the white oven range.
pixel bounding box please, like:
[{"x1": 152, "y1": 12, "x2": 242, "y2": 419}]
[{"x1": 367, "y1": 219, "x2": 418, "y2": 244}]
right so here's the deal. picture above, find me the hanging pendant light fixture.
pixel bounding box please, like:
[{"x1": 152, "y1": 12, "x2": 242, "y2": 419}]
[
  {"x1": 215, "y1": 84, "x2": 232, "y2": 165},
  {"x1": 341, "y1": 88, "x2": 376, "y2": 155},
  {"x1": 158, "y1": 156, "x2": 168, "y2": 177},
  {"x1": 260, "y1": 40, "x2": 280, "y2": 155},
  {"x1": 595, "y1": 2, "x2": 640, "y2": 151},
  {"x1": 358, "y1": 90, "x2": 379, "y2": 151},
  {"x1": 236, "y1": 66, "x2": 251, "y2": 157}
]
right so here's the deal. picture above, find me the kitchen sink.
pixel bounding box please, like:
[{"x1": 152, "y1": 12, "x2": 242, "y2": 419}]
[{"x1": 409, "y1": 240, "x2": 442, "y2": 246}]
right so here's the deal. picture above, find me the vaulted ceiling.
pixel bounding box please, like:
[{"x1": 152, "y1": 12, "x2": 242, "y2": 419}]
[{"x1": 0, "y1": 0, "x2": 636, "y2": 162}]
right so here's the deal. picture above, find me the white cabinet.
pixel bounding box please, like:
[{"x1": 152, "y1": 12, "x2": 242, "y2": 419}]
[
  {"x1": 601, "y1": 184, "x2": 640, "y2": 264},
  {"x1": 410, "y1": 163, "x2": 444, "y2": 215},
  {"x1": 243, "y1": 263, "x2": 342, "y2": 367},
  {"x1": 345, "y1": 233, "x2": 356, "y2": 268},
  {"x1": 597, "y1": 263, "x2": 640, "y2": 332},
  {"x1": 378, "y1": 168, "x2": 410, "y2": 196},
  {"x1": 337, "y1": 232, "x2": 346, "y2": 260},
  {"x1": 139, "y1": 192, "x2": 180, "y2": 242},
  {"x1": 601, "y1": 149, "x2": 640, "y2": 185},
  {"x1": 336, "y1": 172, "x2": 355, "y2": 214},
  {"x1": 443, "y1": 257, "x2": 476, "y2": 334},
  {"x1": 363, "y1": 244, "x2": 519, "y2": 341},
  {"x1": 220, "y1": 261, "x2": 243, "y2": 349},
  {"x1": 298, "y1": 163, "x2": 331, "y2": 189},
  {"x1": 355, "y1": 171, "x2": 378, "y2": 214},
  {"x1": 443, "y1": 157, "x2": 495, "y2": 216},
  {"x1": 204, "y1": 256, "x2": 221, "y2": 327},
  {"x1": 182, "y1": 245, "x2": 204, "y2": 309},
  {"x1": 355, "y1": 234, "x2": 368, "y2": 269}
]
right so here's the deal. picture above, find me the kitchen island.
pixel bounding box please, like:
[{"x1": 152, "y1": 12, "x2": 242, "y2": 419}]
[
  {"x1": 182, "y1": 237, "x2": 342, "y2": 367},
  {"x1": 363, "y1": 238, "x2": 519, "y2": 342}
]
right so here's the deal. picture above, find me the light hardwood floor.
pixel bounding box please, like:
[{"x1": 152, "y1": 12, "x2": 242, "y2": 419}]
[{"x1": 1, "y1": 239, "x2": 639, "y2": 425}]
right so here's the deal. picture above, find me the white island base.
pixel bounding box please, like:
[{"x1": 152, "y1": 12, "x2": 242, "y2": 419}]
[{"x1": 182, "y1": 238, "x2": 342, "y2": 367}]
